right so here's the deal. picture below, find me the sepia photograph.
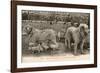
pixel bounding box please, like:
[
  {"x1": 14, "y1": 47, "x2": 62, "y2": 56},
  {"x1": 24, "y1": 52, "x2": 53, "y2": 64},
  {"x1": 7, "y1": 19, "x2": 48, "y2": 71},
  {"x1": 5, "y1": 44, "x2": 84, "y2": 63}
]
[
  {"x1": 11, "y1": 1, "x2": 97, "y2": 72},
  {"x1": 22, "y1": 10, "x2": 90, "y2": 63}
]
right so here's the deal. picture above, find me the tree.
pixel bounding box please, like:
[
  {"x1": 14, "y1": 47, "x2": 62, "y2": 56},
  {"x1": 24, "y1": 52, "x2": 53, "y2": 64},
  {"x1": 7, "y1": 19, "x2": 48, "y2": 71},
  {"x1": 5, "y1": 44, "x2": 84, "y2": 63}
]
[{"x1": 22, "y1": 12, "x2": 28, "y2": 20}]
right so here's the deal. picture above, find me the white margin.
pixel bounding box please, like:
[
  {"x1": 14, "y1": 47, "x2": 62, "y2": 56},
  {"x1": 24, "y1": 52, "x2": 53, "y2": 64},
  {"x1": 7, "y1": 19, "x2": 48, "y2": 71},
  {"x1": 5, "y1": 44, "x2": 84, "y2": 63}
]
[{"x1": 17, "y1": 5, "x2": 94, "y2": 68}]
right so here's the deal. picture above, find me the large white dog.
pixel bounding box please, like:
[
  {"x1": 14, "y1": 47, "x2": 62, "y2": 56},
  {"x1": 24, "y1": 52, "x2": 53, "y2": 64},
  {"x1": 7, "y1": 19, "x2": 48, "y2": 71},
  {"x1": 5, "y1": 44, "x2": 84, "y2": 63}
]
[
  {"x1": 65, "y1": 23, "x2": 89, "y2": 55},
  {"x1": 24, "y1": 25, "x2": 58, "y2": 53}
]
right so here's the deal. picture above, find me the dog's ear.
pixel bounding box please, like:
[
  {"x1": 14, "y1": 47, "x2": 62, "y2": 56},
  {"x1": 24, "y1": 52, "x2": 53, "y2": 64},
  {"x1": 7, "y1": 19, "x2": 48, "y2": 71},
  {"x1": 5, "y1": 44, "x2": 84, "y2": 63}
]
[
  {"x1": 80, "y1": 26, "x2": 85, "y2": 32},
  {"x1": 80, "y1": 25, "x2": 89, "y2": 38},
  {"x1": 79, "y1": 26, "x2": 86, "y2": 38}
]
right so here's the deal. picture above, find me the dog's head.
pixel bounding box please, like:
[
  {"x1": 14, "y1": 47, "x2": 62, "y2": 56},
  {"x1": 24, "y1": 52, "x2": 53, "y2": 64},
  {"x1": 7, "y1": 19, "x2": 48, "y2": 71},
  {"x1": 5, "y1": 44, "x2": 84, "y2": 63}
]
[{"x1": 24, "y1": 25, "x2": 33, "y2": 35}]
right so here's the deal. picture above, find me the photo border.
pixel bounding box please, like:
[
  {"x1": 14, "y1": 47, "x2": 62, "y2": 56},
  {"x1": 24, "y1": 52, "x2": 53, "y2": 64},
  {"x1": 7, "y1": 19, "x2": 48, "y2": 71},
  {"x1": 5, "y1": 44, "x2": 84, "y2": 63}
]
[{"x1": 11, "y1": 1, "x2": 97, "y2": 73}]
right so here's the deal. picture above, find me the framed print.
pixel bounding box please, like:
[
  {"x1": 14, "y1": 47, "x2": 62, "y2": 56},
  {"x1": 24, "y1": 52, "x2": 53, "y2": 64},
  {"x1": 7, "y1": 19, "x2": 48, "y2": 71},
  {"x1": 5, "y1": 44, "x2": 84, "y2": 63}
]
[{"x1": 11, "y1": 1, "x2": 97, "y2": 73}]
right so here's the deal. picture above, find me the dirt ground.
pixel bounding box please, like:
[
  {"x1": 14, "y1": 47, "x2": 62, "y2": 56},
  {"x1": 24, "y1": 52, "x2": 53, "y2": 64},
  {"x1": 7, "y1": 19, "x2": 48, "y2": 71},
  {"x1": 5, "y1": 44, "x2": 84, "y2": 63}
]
[
  {"x1": 22, "y1": 53, "x2": 89, "y2": 63},
  {"x1": 22, "y1": 42, "x2": 90, "y2": 63}
]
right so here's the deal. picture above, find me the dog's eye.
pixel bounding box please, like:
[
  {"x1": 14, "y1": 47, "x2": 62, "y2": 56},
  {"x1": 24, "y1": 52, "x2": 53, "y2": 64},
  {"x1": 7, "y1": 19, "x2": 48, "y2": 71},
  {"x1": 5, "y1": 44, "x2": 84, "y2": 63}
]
[{"x1": 27, "y1": 27, "x2": 30, "y2": 30}]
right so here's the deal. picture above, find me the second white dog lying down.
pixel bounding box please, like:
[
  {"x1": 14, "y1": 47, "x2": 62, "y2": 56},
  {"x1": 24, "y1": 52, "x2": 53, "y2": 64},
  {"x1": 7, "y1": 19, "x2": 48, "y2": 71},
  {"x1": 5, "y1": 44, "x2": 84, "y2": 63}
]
[
  {"x1": 28, "y1": 40, "x2": 59, "y2": 53},
  {"x1": 48, "y1": 41, "x2": 59, "y2": 50},
  {"x1": 41, "y1": 39, "x2": 59, "y2": 50},
  {"x1": 28, "y1": 43, "x2": 44, "y2": 53}
]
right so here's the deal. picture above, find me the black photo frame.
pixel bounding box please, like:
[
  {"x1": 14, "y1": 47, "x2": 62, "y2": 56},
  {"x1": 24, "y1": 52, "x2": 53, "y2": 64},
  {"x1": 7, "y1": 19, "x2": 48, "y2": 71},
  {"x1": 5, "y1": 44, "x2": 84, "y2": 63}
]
[{"x1": 11, "y1": 1, "x2": 97, "y2": 73}]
